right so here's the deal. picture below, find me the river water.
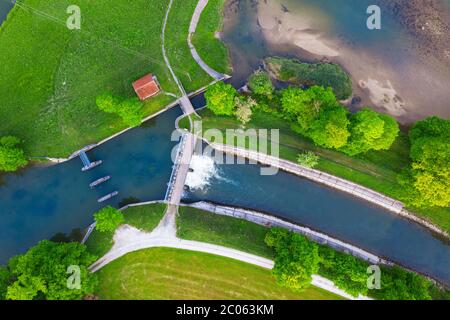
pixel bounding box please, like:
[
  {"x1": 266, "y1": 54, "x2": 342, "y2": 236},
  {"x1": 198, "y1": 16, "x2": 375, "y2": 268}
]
[{"x1": 0, "y1": 0, "x2": 13, "y2": 25}]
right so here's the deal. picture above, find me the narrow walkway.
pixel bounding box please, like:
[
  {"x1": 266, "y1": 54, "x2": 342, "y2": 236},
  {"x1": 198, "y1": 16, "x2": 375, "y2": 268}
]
[{"x1": 188, "y1": 0, "x2": 229, "y2": 80}]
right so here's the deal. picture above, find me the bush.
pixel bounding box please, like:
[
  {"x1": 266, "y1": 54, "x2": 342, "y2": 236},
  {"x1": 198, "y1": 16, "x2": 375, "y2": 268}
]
[
  {"x1": 266, "y1": 57, "x2": 352, "y2": 100},
  {"x1": 234, "y1": 96, "x2": 255, "y2": 125},
  {"x1": 4, "y1": 241, "x2": 97, "y2": 300},
  {"x1": 94, "y1": 206, "x2": 125, "y2": 233},
  {"x1": 265, "y1": 228, "x2": 320, "y2": 291},
  {"x1": 205, "y1": 82, "x2": 237, "y2": 116},
  {"x1": 297, "y1": 151, "x2": 319, "y2": 168},
  {"x1": 0, "y1": 136, "x2": 28, "y2": 172}
]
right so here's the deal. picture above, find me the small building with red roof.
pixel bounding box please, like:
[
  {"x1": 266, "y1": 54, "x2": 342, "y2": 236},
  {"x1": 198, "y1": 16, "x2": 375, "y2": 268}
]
[{"x1": 132, "y1": 74, "x2": 160, "y2": 101}]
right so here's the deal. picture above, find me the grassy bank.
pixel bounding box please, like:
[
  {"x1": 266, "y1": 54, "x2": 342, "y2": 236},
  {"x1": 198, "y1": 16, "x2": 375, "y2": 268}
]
[
  {"x1": 177, "y1": 206, "x2": 274, "y2": 258},
  {"x1": 85, "y1": 203, "x2": 166, "y2": 257},
  {"x1": 0, "y1": 0, "x2": 229, "y2": 157},
  {"x1": 195, "y1": 108, "x2": 449, "y2": 233},
  {"x1": 95, "y1": 247, "x2": 341, "y2": 300}
]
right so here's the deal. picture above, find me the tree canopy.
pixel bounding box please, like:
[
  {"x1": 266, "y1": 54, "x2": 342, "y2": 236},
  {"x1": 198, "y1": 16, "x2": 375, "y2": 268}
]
[
  {"x1": 248, "y1": 70, "x2": 274, "y2": 97},
  {"x1": 341, "y1": 108, "x2": 399, "y2": 156},
  {"x1": 399, "y1": 116, "x2": 450, "y2": 207},
  {"x1": 96, "y1": 93, "x2": 144, "y2": 127},
  {"x1": 205, "y1": 82, "x2": 237, "y2": 116},
  {"x1": 234, "y1": 96, "x2": 255, "y2": 125},
  {"x1": 0, "y1": 136, "x2": 28, "y2": 172},
  {"x1": 4, "y1": 240, "x2": 97, "y2": 300},
  {"x1": 94, "y1": 206, "x2": 125, "y2": 233}
]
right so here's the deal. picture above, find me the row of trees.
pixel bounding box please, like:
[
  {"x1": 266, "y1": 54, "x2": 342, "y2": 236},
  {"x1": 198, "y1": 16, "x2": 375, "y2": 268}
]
[
  {"x1": 96, "y1": 93, "x2": 144, "y2": 127},
  {"x1": 0, "y1": 136, "x2": 28, "y2": 172},
  {"x1": 265, "y1": 228, "x2": 435, "y2": 299}
]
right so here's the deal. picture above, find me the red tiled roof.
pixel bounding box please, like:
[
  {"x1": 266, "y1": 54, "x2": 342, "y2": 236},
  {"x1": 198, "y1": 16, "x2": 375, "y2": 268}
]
[{"x1": 132, "y1": 74, "x2": 160, "y2": 100}]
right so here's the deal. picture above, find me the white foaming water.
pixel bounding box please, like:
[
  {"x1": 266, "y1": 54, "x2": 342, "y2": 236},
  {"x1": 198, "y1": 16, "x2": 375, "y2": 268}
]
[{"x1": 185, "y1": 155, "x2": 220, "y2": 191}]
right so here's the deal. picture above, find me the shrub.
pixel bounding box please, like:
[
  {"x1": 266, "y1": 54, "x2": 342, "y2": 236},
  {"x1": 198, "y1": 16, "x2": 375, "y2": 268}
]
[{"x1": 265, "y1": 228, "x2": 320, "y2": 291}]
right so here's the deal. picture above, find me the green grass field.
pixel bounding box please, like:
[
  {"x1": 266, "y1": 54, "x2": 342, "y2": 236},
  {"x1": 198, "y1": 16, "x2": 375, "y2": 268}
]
[
  {"x1": 0, "y1": 0, "x2": 225, "y2": 157},
  {"x1": 85, "y1": 203, "x2": 166, "y2": 257},
  {"x1": 196, "y1": 109, "x2": 450, "y2": 233},
  {"x1": 95, "y1": 247, "x2": 341, "y2": 300},
  {"x1": 177, "y1": 206, "x2": 274, "y2": 259}
]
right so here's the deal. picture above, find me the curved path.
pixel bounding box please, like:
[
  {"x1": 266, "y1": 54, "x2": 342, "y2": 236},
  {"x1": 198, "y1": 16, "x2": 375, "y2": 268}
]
[
  {"x1": 188, "y1": 0, "x2": 229, "y2": 80},
  {"x1": 89, "y1": 206, "x2": 371, "y2": 300}
]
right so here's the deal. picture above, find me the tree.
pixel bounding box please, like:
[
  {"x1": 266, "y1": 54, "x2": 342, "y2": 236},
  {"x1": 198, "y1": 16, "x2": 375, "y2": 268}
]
[
  {"x1": 265, "y1": 228, "x2": 320, "y2": 291},
  {"x1": 307, "y1": 106, "x2": 350, "y2": 149},
  {"x1": 297, "y1": 151, "x2": 319, "y2": 168},
  {"x1": 0, "y1": 136, "x2": 28, "y2": 172},
  {"x1": 399, "y1": 117, "x2": 450, "y2": 207},
  {"x1": 341, "y1": 108, "x2": 399, "y2": 156},
  {"x1": 205, "y1": 82, "x2": 237, "y2": 116},
  {"x1": 281, "y1": 86, "x2": 339, "y2": 132},
  {"x1": 96, "y1": 93, "x2": 144, "y2": 127},
  {"x1": 248, "y1": 70, "x2": 274, "y2": 97},
  {"x1": 5, "y1": 240, "x2": 97, "y2": 300},
  {"x1": 234, "y1": 96, "x2": 255, "y2": 125},
  {"x1": 94, "y1": 206, "x2": 124, "y2": 232}
]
